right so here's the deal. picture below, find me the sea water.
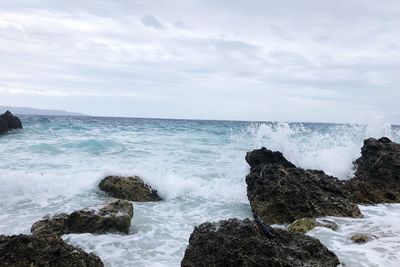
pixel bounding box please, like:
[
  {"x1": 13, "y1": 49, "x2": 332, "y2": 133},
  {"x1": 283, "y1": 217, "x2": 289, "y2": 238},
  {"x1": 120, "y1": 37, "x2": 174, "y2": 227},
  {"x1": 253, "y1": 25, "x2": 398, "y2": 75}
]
[{"x1": 0, "y1": 116, "x2": 399, "y2": 267}]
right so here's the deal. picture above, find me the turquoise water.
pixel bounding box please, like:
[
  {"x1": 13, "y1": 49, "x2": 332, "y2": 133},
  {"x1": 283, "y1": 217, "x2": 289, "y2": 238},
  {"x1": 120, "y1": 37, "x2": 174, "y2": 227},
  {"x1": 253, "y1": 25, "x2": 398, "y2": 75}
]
[{"x1": 0, "y1": 115, "x2": 399, "y2": 266}]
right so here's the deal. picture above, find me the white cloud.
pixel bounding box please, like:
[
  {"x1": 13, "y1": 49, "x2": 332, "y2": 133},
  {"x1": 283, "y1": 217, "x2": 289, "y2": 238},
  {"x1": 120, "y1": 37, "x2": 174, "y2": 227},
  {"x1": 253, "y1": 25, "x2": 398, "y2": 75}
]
[{"x1": 0, "y1": 0, "x2": 399, "y2": 123}]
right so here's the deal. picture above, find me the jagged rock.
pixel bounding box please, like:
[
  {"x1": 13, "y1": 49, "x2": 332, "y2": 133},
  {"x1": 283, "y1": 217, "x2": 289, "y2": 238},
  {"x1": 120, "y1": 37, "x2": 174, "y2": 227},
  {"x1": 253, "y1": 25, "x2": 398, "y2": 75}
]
[
  {"x1": 246, "y1": 147, "x2": 362, "y2": 224},
  {"x1": 344, "y1": 137, "x2": 400, "y2": 204},
  {"x1": 350, "y1": 233, "x2": 371, "y2": 244},
  {"x1": 0, "y1": 234, "x2": 103, "y2": 267},
  {"x1": 181, "y1": 218, "x2": 340, "y2": 267},
  {"x1": 99, "y1": 176, "x2": 161, "y2": 202},
  {"x1": 31, "y1": 200, "x2": 133, "y2": 236},
  {"x1": 0, "y1": 111, "x2": 22, "y2": 134},
  {"x1": 288, "y1": 218, "x2": 338, "y2": 233}
]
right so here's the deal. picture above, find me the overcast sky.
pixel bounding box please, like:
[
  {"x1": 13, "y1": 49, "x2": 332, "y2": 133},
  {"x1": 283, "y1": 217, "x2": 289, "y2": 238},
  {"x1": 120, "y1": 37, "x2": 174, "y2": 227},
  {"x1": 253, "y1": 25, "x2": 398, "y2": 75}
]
[{"x1": 0, "y1": 0, "x2": 399, "y2": 123}]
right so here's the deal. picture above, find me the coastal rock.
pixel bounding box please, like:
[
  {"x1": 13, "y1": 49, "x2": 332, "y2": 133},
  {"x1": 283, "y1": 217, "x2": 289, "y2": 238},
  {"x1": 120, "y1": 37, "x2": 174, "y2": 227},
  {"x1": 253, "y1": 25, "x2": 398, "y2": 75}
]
[
  {"x1": 0, "y1": 117, "x2": 9, "y2": 134},
  {"x1": 0, "y1": 110, "x2": 22, "y2": 133},
  {"x1": 246, "y1": 147, "x2": 362, "y2": 224},
  {"x1": 288, "y1": 218, "x2": 339, "y2": 233},
  {"x1": 181, "y1": 218, "x2": 340, "y2": 267},
  {"x1": 68, "y1": 199, "x2": 133, "y2": 234},
  {"x1": 344, "y1": 137, "x2": 400, "y2": 204},
  {"x1": 99, "y1": 175, "x2": 161, "y2": 202},
  {"x1": 31, "y1": 213, "x2": 70, "y2": 236},
  {"x1": 0, "y1": 234, "x2": 103, "y2": 267},
  {"x1": 350, "y1": 233, "x2": 371, "y2": 244},
  {"x1": 31, "y1": 200, "x2": 133, "y2": 236}
]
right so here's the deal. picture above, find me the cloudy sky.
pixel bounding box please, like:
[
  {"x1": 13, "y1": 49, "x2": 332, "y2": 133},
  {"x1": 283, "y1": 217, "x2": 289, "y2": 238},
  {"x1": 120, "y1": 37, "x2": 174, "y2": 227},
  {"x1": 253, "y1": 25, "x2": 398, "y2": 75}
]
[{"x1": 0, "y1": 0, "x2": 399, "y2": 123}]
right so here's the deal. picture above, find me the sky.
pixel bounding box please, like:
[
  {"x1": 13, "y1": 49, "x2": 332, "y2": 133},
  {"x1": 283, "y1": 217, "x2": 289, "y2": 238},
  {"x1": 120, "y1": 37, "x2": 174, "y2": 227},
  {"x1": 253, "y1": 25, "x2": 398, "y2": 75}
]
[{"x1": 0, "y1": 0, "x2": 399, "y2": 123}]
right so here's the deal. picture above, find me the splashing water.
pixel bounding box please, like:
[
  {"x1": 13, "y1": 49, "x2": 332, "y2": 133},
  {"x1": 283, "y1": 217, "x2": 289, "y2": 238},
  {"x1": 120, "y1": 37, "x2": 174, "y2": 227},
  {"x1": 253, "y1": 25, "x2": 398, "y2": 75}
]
[{"x1": 0, "y1": 116, "x2": 399, "y2": 266}]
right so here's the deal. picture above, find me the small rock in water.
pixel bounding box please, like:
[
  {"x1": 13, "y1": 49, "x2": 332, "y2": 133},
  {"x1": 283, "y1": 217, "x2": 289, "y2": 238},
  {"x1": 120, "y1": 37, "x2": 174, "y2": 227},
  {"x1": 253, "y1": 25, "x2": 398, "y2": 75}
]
[
  {"x1": 0, "y1": 234, "x2": 103, "y2": 267},
  {"x1": 0, "y1": 110, "x2": 22, "y2": 134},
  {"x1": 31, "y1": 199, "x2": 133, "y2": 236},
  {"x1": 351, "y1": 233, "x2": 371, "y2": 244},
  {"x1": 181, "y1": 218, "x2": 340, "y2": 267},
  {"x1": 99, "y1": 175, "x2": 162, "y2": 202},
  {"x1": 288, "y1": 218, "x2": 339, "y2": 233}
]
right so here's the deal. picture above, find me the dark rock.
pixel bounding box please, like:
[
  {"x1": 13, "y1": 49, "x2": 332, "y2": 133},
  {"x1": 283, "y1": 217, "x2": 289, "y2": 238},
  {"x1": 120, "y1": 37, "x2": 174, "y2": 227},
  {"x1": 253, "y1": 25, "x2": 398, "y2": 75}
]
[
  {"x1": 31, "y1": 200, "x2": 133, "y2": 236},
  {"x1": 68, "y1": 199, "x2": 133, "y2": 234},
  {"x1": 288, "y1": 218, "x2": 338, "y2": 233},
  {"x1": 99, "y1": 176, "x2": 161, "y2": 202},
  {"x1": 0, "y1": 234, "x2": 103, "y2": 267},
  {"x1": 31, "y1": 213, "x2": 70, "y2": 236},
  {"x1": 0, "y1": 117, "x2": 9, "y2": 134},
  {"x1": 245, "y1": 147, "x2": 296, "y2": 171},
  {"x1": 181, "y1": 218, "x2": 340, "y2": 267},
  {"x1": 344, "y1": 137, "x2": 400, "y2": 204},
  {"x1": 0, "y1": 110, "x2": 22, "y2": 132},
  {"x1": 246, "y1": 147, "x2": 362, "y2": 224},
  {"x1": 350, "y1": 233, "x2": 371, "y2": 244}
]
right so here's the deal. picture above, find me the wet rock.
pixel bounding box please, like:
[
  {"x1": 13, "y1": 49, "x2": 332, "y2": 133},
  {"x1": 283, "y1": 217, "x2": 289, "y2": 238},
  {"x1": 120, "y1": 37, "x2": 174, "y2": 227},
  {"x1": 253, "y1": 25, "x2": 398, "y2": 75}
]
[
  {"x1": 0, "y1": 117, "x2": 9, "y2": 134},
  {"x1": 0, "y1": 110, "x2": 22, "y2": 134},
  {"x1": 245, "y1": 147, "x2": 296, "y2": 170},
  {"x1": 344, "y1": 137, "x2": 400, "y2": 204},
  {"x1": 68, "y1": 199, "x2": 133, "y2": 234},
  {"x1": 181, "y1": 218, "x2": 340, "y2": 267},
  {"x1": 0, "y1": 234, "x2": 103, "y2": 267},
  {"x1": 31, "y1": 213, "x2": 70, "y2": 236},
  {"x1": 99, "y1": 175, "x2": 161, "y2": 202},
  {"x1": 246, "y1": 147, "x2": 362, "y2": 224},
  {"x1": 350, "y1": 233, "x2": 371, "y2": 244},
  {"x1": 288, "y1": 218, "x2": 339, "y2": 233},
  {"x1": 31, "y1": 200, "x2": 133, "y2": 236}
]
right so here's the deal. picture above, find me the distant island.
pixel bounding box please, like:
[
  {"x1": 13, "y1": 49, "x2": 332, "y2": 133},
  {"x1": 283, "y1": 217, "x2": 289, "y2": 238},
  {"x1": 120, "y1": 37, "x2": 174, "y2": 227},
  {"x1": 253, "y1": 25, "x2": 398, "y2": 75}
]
[{"x1": 0, "y1": 106, "x2": 87, "y2": 116}]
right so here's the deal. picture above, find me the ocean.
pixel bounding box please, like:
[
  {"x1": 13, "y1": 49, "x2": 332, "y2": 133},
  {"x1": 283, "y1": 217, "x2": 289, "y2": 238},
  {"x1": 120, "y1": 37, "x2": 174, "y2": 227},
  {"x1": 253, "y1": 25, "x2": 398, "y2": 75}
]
[{"x1": 1, "y1": 115, "x2": 399, "y2": 267}]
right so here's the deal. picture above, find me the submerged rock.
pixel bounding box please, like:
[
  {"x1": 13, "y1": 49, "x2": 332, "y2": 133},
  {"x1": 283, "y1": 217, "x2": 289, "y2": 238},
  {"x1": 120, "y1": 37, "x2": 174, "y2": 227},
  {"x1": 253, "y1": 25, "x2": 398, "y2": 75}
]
[
  {"x1": 99, "y1": 175, "x2": 161, "y2": 202},
  {"x1": 246, "y1": 147, "x2": 362, "y2": 224},
  {"x1": 0, "y1": 111, "x2": 22, "y2": 134},
  {"x1": 344, "y1": 137, "x2": 400, "y2": 204},
  {"x1": 350, "y1": 233, "x2": 371, "y2": 244},
  {"x1": 0, "y1": 234, "x2": 103, "y2": 267},
  {"x1": 31, "y1": 200, "x2": 133, "y2": 236},
  {"x1": 181, "y1": 218, "x2": 340, "y2": 267},
  {"x1": 288, "y1": 218, "x2": 338, "y2": 233}
]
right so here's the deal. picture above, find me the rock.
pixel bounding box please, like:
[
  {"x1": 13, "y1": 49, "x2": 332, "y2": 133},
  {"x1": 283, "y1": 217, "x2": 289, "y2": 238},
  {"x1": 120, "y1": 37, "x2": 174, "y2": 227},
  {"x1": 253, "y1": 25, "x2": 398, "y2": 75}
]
[
  {"x1": 31, "y1": 213, "x2": 70, "y2": 236},
  {"x1": 99, "y1": 175, "x2": 161, "y2": 202},
  {"x1": 245, "y1": 147, "x2": 296, "y2": 170},
  {"x1": 344, "y1": 137, "x2": 400, "y2": 204},
  {"x1": 68, "y1": 199, "x2": 133, "y2": 234},
  {"x1": 0, "y1": 234, "x2": 103, "y2": 267},
  {"x1": 0, "y1": 117, "x2": 9, "y2": 134},
  {"x1": 246, "y1": 147, "x2": 362, "y2": 224},
  {"x1": 31, "y1": 200, "x2": 133, "y2": 236},
  {"x1": 0, "y1": 110, "x2": 22, "y2": 133},
  {"x1": 181, "y1": 218, "x2": 340, "y2": 267},
  {"x1": 350, "y1": 233, "x2": 371, "y2": 244},
  {"x1": 288, "y1": 218, "x2": 339, "y2": 233}
]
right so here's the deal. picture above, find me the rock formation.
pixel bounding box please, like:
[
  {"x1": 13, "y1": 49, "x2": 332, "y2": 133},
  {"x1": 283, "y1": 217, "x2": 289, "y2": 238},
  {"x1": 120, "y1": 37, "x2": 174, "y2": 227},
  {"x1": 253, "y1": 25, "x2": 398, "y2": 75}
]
[
  {"x1": 0, "y1": 234, "x2": 103, "y2": 267},
  {"x1": 344, "y1": 137, "x2": 400, "y2": 204},
  {"x1": 0, "y1": 110, "x2": 22, "y2": 134},
  {"x1": 181, "y1": 218, "x2": 340, "y2": 267},
  {"x1": 32, "y1": 199, "x2": 133, "y2": 236},
  {"x1": 246, "y1": 147, "x2": 362, "y2": 224},
  {"x1": 99, "y1": 176, "x2": 161, "y2": 202}
]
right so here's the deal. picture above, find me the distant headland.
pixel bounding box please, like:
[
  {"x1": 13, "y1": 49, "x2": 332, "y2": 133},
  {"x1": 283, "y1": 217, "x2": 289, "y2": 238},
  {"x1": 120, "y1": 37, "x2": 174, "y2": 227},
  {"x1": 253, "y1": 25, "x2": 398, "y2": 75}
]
[{"x1": 0, "y1": 106, "x2": 87, "y2": 116}]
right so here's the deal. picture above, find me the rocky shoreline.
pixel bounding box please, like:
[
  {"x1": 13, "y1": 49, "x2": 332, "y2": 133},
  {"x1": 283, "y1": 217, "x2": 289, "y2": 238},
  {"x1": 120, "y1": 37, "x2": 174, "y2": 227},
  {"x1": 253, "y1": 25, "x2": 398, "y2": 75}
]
[{"x1": 1, "y1": 114, "x2": 400, "y2": 266}]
